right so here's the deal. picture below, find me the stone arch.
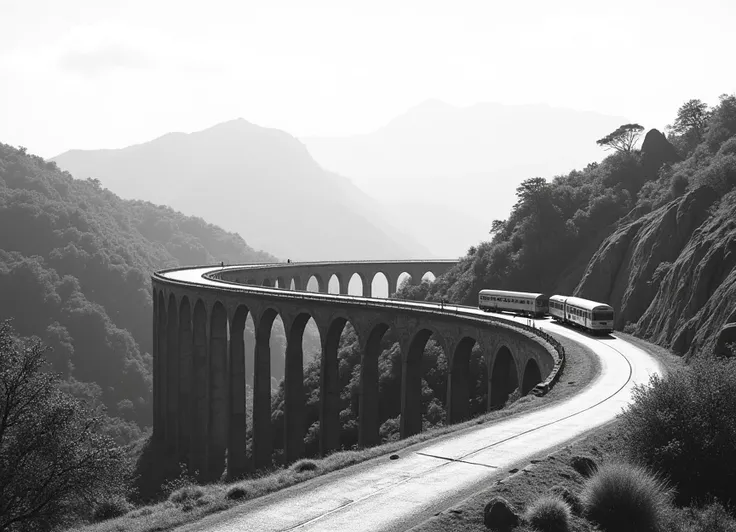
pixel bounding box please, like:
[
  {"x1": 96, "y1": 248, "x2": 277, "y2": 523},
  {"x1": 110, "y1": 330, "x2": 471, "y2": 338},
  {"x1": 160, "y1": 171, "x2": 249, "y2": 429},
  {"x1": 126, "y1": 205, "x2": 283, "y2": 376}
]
[
  {"x1": 307, "y1": 274, "x2": 325, "y2": 293},
  {"x1": 349, "y1": 272, "x2": 369, "y2": 297},
  {"x1": 371, "y1": 271, "x2": 391, "y2": 298},
  {"x1": 246, "y1": 278, "x2": 257, "y2": 285},
  {"x1": 360, "y1": 322, "x2": 391, "y2": 447},
  {"x1": 447, "y1": 336, "x2": 476, "y2": 424},
  {"x1": 207, "y1": 302, "x2": 228, "y2": 481},
  {"x1": 177, "y1": 296, "x2": 193, "y2": 468},
  {"x1": 283, "y1": 312, "x2": 316, "y2": 463},
  {"x1": 291, "y1": 275, "x2": 303, "y2": 291},
  {"x1": 490, "y1": 345, "x2": 519, "y2": 409},
  {"x1": 276, "y1": 276, "x2": 287, "y2": 289},
  {"x1": 253, "y1": 307, "x2": 280, "y2": 469},
  {"x1": 521, "y1": 358, "x2": 542, "y2": 395},
  {"x1": 165, "y1": 293, "x2": 179, "y2": 463},
  {"x1": 191, "y1": 299, "x2": 208, "y2": 480},
  {"x1": 228, "y1": 305, "x2": 250, "y2": 477},
  {"x1": 262, "y1": 278, "x2": 273, "y2": 287},
  {"x1": 396, "y1": 271, "x2": 413, "y2": 292},
  {"x1": 328, "y1": 272, "x2": 347, "y2": 294},
  {"x1": 401, "y1": 327, "x2": 445, "y2": 437},
  {"x1": 421, "y1": 271, "x2": 437, "y2": 283}
]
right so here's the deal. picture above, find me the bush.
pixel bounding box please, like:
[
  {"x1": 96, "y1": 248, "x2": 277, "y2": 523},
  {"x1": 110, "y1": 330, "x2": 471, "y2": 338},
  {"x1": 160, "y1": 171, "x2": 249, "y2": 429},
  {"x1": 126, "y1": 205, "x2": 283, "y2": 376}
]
[
  {"x1": 169, "y1": 485, "x2": 205, "y2": 505},
  {"x1": 581, "y1": 462, "x2": 673, "y2": 532},
  {"x1": 524, "y1": 495, "x2": 571, "y2": 532},
  {"x1": 681, "y1": 501, "x2": 736, "y2": 532},
  {"x1": 92, "y1": 497, "x2": 132, "y2": 522},
  {"x1": 548, "y1": 485, "x2": 582, "y2": 516},
  {"x1": 226, "y1": 486, "x2": 251, "y2": 501},
  {"x1": 291, "y1": 459, "x2": 318, "y2": 473},
  {"x1": 619, "y1": 355, "x2": 736, "y2": 503}
]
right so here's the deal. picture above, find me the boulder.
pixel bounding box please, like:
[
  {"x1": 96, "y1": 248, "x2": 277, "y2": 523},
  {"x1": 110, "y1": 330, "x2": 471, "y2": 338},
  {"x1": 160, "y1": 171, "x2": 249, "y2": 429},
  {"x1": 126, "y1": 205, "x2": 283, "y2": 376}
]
[
  {"x1": 483, "y1": 496, "x2": 520, "y2": 530},
  {"x1": 640, "y1": 128, "x2": 681, "y2": 178},
  {"x1": 715, "y1": 323, "x2": 736, "y2": 357}
]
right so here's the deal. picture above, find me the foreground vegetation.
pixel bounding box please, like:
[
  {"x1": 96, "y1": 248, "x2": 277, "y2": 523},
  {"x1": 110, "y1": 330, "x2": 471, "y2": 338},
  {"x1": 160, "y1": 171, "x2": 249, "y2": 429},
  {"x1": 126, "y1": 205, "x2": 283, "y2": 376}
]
[{"x1": 415, "y1": 344, "x2": 736, "y2": 532}]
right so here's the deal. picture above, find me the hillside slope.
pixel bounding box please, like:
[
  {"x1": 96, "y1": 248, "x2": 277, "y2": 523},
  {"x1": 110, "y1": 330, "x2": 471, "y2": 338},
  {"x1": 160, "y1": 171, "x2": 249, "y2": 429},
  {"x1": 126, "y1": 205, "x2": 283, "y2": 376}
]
[
  {"x1": 52, "y1": 119, "x2": 431, "y2": 261},
  {"x1": 399, "y1": 95, "x2": 736, "y2": 357},
  {"x1": 0, "y1": 143, "x2": 275, "y2": 441}
]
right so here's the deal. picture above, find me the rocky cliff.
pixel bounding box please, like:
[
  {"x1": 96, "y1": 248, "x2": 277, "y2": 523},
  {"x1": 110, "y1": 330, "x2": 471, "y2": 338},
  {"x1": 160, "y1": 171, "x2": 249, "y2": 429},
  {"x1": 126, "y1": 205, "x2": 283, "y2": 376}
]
[{"x1": 576, "y1": 186, "x2": 736, "y2": 355}]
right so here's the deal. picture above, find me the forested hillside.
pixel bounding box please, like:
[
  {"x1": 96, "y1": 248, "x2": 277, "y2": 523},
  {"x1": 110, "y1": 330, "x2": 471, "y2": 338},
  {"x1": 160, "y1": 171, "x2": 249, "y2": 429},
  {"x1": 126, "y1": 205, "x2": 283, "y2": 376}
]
[
  {"x1": 399, "y1": 94, "x2": 736, "y2": 356},
  {"x1": 0, "y1": 144, "x2": 275, "y2": 443}
]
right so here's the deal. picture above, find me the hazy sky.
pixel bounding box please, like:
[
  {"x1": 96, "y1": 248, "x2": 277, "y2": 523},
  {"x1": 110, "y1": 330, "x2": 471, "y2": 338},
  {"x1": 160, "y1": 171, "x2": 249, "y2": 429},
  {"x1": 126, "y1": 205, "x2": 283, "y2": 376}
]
[{"x1": 1, "y1": 0, "x2": 734, "y2": 158}]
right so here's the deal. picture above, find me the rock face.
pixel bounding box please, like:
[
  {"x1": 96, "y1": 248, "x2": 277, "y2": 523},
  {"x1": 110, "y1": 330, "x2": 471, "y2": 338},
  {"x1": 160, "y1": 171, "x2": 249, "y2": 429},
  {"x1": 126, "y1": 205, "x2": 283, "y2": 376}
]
[
  {"x1": 483, "y1": 496, "x2": 520, "y2": 530},
  {"x1": 576, "y1": 187, "x2": 736, "y2": 356},
  {"x1": 640, "y1": 128, "x2": 681, "y2": 178}
]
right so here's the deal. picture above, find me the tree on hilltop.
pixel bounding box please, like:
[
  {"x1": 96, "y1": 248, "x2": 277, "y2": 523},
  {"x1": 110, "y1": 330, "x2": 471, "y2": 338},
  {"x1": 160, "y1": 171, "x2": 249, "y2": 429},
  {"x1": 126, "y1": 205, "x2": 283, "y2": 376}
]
[
  {"x1": 0, "y1": 320, "x2": 129, "y2": 531},
  {"x1": 596, "y1": 124, "x2": 645, "y2": 153},
  {"x1": 668, "y1": 99, "x2": 711, "y2": 138}
]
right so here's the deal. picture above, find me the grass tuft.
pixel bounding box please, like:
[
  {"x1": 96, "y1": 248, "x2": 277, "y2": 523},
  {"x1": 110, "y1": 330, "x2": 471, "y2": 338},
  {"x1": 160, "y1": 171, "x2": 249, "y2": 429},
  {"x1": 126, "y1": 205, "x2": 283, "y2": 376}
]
[
  {"x1": 226, "y1": 486, "x2": 251, "y2": 501},
  {"x1": 92, "y1": 497, "x2": 133, "y2": 522},
  {"x1": 168, "y1": 485, "x2": 205, "y2": 505},
  {"x1": 291, "y1": 459, "x2": 319, "y2": 473},
  {"x1": 581, "y1": 462, "x2": 673, "y2": 532},
  {"x1": 523, "y1": 495, "x2": 571, "y2": 532}
]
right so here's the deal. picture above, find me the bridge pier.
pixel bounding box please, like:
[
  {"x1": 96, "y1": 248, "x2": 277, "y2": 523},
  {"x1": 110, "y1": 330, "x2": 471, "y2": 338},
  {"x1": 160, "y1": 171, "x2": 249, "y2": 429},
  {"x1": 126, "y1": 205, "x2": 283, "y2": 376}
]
[
  {"x1": 228, "y1": 308, "x2": 248, "y2": 479},
  {"x1": 253, "y1": 313, "x2": 274, "y2": 470},
  {"x1": 284, "y1": 315, "x2": 307, "y2": 464},
  {"x1": 191, "y1": 301, "x2": 208, "y2": 480},
  {"x1": 177, "y1": 299, "x2": 193, "y2": 468},
  {"x1": 320, "y1": 320, "x2": 343, "y2": 456},
  {"x1": 446, "y1": 337, "x2": 474, "y2": 424},
  {"x1": 358, "y1": 324, "x2": 386, "y2": 447}
]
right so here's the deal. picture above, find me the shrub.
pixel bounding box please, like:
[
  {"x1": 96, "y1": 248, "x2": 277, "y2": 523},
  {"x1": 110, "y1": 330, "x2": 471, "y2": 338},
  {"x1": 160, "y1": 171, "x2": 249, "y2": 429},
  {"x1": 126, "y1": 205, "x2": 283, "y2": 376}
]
[
  {"x1": 291, "y1": 459, "x2": 319, "y2": 473},
  {"x1": 524, "y1": 495, "x2": 571, "y2": 532},
  {"x1": 619, "y1": 355, "x2": 736, "y2": 503},
  {"x1": 169, "y1": 485, "x2": 205, "y2": 505},
  {"x1": 226, "y1": 486, "x2": 251, "y2": 501},
  {"x1": 549, "y1": 485, "x2": 582, "y2": 516},
  {"x1": 581, "y1": 462, "x2": 673, "y2": 532},
  {"x1": 682, "y1": 501, "x2": 736, "y2": 532},
  {"x1": 92, "y1": 497, "x2": 132, "y2": 522}
]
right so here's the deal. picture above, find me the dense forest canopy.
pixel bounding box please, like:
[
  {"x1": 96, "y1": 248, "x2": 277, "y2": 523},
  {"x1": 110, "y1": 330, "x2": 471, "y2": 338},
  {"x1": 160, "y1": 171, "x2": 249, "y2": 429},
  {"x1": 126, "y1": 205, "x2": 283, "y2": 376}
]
[{"x1": 0, "y1": 144, "x2": 275, "y2": 443}]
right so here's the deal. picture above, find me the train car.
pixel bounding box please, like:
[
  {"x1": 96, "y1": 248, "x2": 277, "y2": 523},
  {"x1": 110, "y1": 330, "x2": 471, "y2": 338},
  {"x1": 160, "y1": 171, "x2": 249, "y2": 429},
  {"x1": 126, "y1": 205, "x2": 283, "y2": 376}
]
[
  {"x1": 478, "y1": 289, "x2": 549, "y2": 318},
  {"x1": 549, "y1": 295, "x2": 614, "y2": 335}
]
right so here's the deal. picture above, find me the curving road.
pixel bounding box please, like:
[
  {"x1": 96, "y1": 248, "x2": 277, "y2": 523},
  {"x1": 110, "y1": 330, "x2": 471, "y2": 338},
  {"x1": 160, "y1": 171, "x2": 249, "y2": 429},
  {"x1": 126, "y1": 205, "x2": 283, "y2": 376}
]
[{"x1": 164, "y1": 267, "x2": 663, "y2": 532}]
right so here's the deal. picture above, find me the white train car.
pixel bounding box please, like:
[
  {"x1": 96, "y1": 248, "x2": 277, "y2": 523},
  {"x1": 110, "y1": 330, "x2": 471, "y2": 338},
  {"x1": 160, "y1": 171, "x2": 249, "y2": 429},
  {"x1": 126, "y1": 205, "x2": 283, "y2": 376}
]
[
  {"x1": 478, "y1": 289, "x2": 549, "y2": 318},
  {"x1": 549, "y1": 295, "x2": 615, "y2": 335}
]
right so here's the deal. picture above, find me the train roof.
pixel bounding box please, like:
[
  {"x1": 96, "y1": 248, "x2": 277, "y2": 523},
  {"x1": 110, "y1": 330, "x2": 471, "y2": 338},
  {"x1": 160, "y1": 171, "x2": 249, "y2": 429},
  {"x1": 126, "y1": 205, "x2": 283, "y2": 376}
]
[
  {"x1": 551, "y1": 295, "x2": 613, "y2": 311},
  {"x1": 479, "y1": 289, "x2": 548, "y2": 299}
]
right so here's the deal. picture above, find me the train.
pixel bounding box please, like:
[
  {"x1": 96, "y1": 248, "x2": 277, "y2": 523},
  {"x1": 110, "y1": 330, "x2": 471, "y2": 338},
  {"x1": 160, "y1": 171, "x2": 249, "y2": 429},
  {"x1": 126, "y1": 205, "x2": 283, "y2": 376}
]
[{"x1": 478, "y1": 289, "x2": 615, "y2": 335}]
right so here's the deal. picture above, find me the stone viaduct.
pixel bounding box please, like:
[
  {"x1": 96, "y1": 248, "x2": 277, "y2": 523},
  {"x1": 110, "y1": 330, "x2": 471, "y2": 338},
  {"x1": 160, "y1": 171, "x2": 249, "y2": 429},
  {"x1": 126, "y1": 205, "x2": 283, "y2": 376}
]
[{"x1": 151, "y1": 260, "x2": 565, "y2": 483}]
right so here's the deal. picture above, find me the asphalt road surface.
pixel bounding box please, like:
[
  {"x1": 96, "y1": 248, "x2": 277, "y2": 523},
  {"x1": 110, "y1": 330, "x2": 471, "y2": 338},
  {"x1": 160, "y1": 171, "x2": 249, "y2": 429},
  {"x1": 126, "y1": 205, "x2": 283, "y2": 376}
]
[{"x1": 164, "y1": 267, "x2": 663, "y2": 532}]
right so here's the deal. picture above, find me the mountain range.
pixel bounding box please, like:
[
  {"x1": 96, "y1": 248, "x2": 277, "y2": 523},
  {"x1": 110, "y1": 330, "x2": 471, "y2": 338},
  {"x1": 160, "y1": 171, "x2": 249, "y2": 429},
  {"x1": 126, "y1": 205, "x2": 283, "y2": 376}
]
[{"x1": 52, "y1": 119, "x2": 431, "y2": 261}]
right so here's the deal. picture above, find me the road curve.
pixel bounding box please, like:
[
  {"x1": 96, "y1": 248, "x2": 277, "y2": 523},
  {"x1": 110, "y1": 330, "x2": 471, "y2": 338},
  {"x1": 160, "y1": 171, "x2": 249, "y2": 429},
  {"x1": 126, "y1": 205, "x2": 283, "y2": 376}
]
[{"x1": 162, "y1": 267, "x2": 663, "y2": 532}]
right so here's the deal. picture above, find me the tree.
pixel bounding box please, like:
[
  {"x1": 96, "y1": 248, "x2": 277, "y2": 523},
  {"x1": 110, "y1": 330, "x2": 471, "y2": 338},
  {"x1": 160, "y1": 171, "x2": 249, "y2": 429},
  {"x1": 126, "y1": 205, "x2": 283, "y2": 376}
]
[
  {"x1": 0, "y1": 321, "x2": 129, "y2": 531},
  {"x1": 668, "y1": 99, "x2": 710, "y2": 138},
  {"x1": 596, "y1": 124, "x2": 645, "y2": 153}
]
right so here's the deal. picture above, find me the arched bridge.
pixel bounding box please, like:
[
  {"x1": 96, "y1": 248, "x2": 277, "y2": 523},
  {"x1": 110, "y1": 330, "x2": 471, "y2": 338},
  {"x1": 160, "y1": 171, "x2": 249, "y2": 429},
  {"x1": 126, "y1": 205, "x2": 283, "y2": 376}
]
[{"x1": 151, "y1": 260, "x2": 565, "y2": 483}]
